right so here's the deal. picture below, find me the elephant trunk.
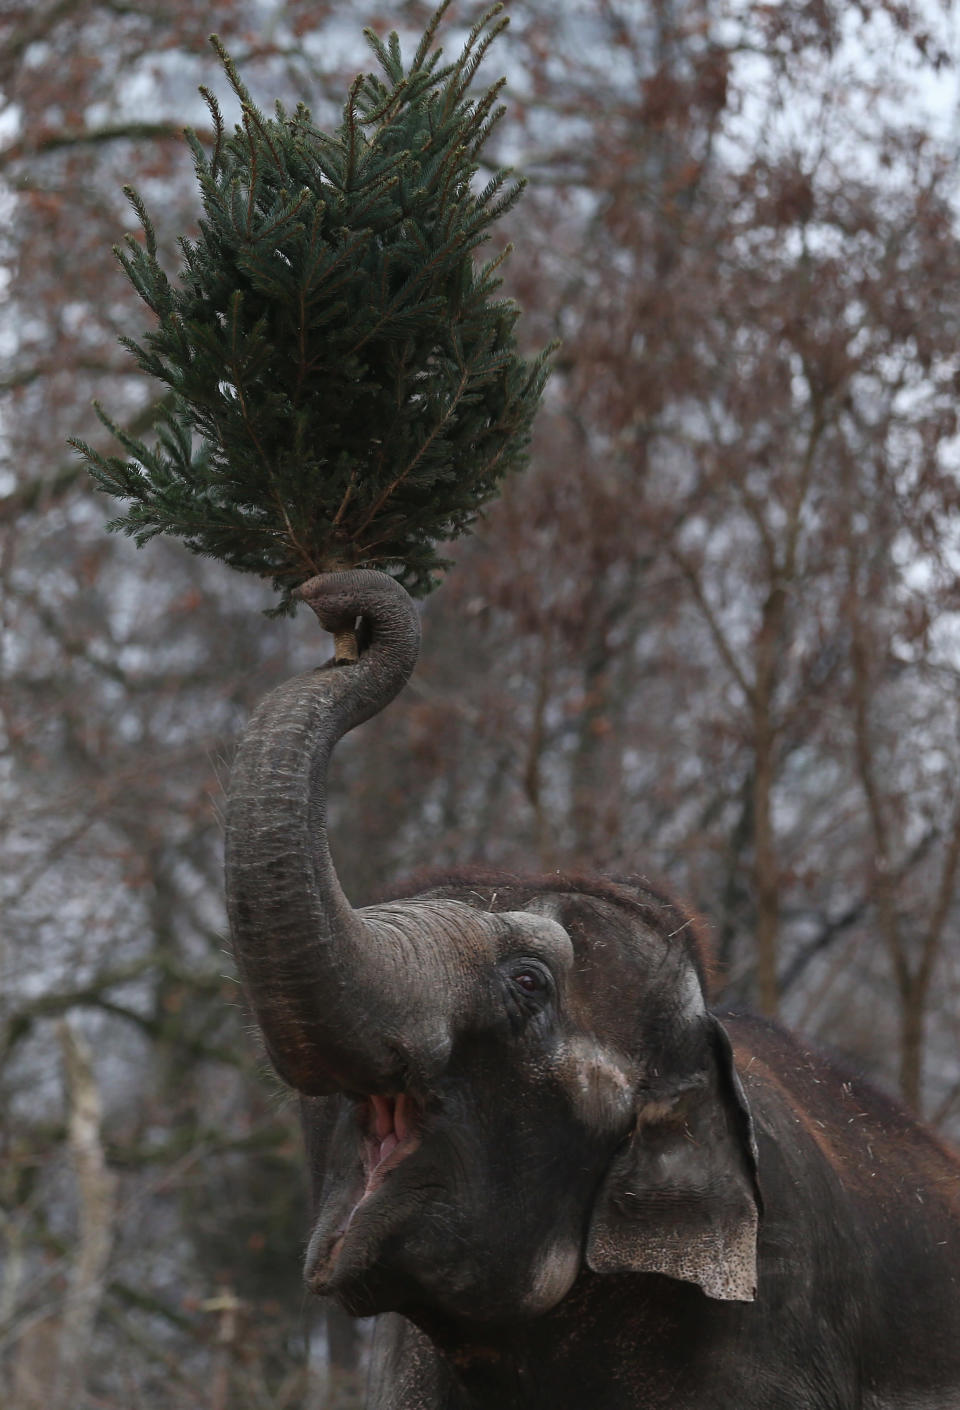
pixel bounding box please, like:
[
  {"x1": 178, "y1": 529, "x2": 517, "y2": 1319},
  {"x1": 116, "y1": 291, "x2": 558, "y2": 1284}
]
[{"x1": 224, "y1": 570, "x2": 423, "y2": 1095}]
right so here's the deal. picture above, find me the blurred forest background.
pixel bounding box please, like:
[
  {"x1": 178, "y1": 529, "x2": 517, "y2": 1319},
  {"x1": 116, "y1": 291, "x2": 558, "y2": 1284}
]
[{"x1": 4, "y1": 0, "x2": 960, "y2": 1405}]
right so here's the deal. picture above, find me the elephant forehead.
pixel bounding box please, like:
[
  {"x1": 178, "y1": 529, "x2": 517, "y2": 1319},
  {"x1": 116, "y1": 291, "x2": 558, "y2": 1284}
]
[
  {"x1": 494, "y1": 912, "x2": 574, "y2": 967},
  {"x1": 362, "y1": 897, "x2": 495, "y2": 950},
  {"x1": 359, "y1": 899, "x2": 569, "y2": 977}
]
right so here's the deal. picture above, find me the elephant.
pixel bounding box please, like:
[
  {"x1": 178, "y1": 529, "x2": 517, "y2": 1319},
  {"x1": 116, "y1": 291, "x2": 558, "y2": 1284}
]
[{"x1": 225, "y1": 569, "x2": 960, "y2": 1410}]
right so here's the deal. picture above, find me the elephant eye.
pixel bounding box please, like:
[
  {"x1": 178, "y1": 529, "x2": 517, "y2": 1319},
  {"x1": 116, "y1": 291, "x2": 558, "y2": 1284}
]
[
  {"x1": 513, "y1": 969, "x2": 546, "y2": 995},
  {"x1": 499, "y1": 959, "x2": 553, "y2": 1023},
  {"x1": 503, "y1": 961, "x2": 552, "y2": 1011}
]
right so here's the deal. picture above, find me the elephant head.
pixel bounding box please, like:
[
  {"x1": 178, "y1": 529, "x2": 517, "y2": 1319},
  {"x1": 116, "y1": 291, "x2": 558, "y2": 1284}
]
[{"x1": 226, "y1": 571, "x2": 760, "y2": 1325}]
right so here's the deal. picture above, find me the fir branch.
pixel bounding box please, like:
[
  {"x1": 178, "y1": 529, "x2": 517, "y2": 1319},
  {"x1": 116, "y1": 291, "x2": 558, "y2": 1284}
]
[
  {"x1": 411, "y1": 0, "x2": 455, "y2": 77},
  {"x1": 448, "y1": 5, "x2": 510, "y2": 113},
  {"x1": 198, "y1": 85, "x2": 226, "y2": 180},
  {"x1": 342, "y1": 73, "x2": 364, "y2": 192}
]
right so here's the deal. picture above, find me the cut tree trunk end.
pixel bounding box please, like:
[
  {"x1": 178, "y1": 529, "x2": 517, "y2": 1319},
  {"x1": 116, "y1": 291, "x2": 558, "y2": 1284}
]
[{"x1": 333, "y1": 629, "x2": 360, "y2": 665}]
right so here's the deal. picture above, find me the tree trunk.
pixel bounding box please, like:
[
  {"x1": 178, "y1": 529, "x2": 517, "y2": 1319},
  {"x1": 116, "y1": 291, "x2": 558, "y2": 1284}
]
[
  {"x1": 50, "y1": 1022, "x2": 117, "y2": 1410},
  {"x1": 899, "y1": 975, "x2": 926, "y2": 1115},
  {"x1": 751, "y1": 585, "x2": 786, "y2": 1016}
]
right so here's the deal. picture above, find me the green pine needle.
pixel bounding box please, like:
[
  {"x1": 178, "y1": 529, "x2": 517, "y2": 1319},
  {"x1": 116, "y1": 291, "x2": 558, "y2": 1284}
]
[{"x1": 71, "y1": 1, "x2": 556, "y2": 614}]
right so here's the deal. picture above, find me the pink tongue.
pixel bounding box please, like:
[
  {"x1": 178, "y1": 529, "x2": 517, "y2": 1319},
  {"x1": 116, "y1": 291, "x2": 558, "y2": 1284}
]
[
  {"x1": 378, "y1": 1132, "x2": 399, "y2": 1165},
  {"x1": 371, "y1": 1095, "x2": 394, "y2": 1140}
]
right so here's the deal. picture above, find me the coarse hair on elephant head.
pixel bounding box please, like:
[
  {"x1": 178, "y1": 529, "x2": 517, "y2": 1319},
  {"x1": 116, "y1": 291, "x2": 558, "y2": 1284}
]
[{"x1": 225, "y1": 571, "x2": 761, "y2": 1328}]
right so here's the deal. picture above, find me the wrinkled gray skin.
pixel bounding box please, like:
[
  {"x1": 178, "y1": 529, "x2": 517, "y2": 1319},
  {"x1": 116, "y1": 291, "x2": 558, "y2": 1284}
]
[{"x1": 227, "y1": 571, "x2": 960, "y2": 1410}]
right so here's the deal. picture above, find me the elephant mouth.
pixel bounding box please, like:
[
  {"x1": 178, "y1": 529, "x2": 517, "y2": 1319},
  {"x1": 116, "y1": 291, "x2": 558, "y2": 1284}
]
[
  {"x1": 311, "y1": 1092, "x2": 424, "y2": 1288},
  {"x1": 360, "y1": 1092, "x2": 422, "y2": 1196}
]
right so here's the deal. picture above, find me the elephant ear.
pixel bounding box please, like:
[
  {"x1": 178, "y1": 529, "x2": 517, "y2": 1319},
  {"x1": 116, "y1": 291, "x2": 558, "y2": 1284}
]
[{"x1": 586, "y1": 1016, "x2": 761, "y2": 1302}]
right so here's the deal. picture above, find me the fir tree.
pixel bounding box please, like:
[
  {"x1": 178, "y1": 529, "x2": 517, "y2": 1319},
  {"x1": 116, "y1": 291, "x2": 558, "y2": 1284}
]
[{"x1": 72, "y1": 1, "x2": 554, "y2": 615}]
